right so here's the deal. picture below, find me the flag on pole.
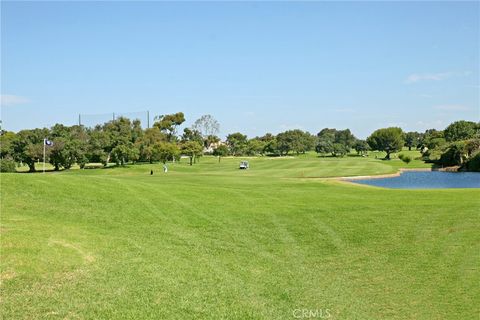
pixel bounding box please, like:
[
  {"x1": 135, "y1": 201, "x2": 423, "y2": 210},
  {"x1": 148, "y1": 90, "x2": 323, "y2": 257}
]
[{"x1": 43, "y1": 138, "x2": 53, "y2": 173}]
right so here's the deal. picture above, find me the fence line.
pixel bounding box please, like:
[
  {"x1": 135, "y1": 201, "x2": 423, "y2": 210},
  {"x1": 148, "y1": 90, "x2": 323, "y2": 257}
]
[{"x1": 78, "y1": 110, "x2": 150, "y2": 128}]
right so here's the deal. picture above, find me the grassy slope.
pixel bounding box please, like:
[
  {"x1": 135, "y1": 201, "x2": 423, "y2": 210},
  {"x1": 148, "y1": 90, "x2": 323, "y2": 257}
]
[{"x1": 1, "y1": 154, "x2": 479, "y2": 319}]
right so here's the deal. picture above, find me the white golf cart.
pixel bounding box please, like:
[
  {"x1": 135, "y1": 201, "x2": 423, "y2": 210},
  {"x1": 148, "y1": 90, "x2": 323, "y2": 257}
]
[{"x1": 239, "y1": 161, "x2": 249, "y2": 170}]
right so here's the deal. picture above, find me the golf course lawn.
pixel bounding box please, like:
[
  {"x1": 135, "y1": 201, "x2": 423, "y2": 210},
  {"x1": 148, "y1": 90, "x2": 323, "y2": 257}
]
[{"x1": 1, "y1": 153, "x2": 479, "y2": 319}]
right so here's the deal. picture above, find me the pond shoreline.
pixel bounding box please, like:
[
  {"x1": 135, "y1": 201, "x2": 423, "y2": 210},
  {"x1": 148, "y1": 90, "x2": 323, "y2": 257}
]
[
  {"x1": 296, "y1": 168, "x2": 433, "y2": 181},
  {"x1": 337, "y1": 166, "x2": 470, "y2": 181},
  {"x1": 341, "y1": 168, "x2": 432, "y2": 181},
  {"x1": 340, "y1": 169, "x2": 480, "y2": 189}
]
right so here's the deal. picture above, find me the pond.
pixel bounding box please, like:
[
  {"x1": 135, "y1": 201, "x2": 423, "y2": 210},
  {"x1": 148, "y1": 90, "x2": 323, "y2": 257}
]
[{"x1": 347, "y1": 171, "x2": 480, "y2": 189}]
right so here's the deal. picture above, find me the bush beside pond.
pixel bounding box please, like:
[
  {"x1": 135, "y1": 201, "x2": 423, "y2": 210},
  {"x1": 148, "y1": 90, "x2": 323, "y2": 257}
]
[{"x1": 465, "y1": 152, "x2": 480, "y2": 172}]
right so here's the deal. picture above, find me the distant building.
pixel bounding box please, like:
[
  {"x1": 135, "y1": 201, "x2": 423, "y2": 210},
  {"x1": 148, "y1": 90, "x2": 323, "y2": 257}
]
[{"x1": 204, "y1": 141, "x2": 225, "y2": 154}]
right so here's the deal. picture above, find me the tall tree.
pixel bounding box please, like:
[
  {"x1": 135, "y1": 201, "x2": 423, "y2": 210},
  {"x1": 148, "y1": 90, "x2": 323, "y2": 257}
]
[
  {"x1": 404, "y1": 131, "x2": 422, "y2": 151},
  {"x1": 317, "y1": 128, "x2": 336, "y2": 143},
  {"x1": 204, "y1": 135, "x2": 220, "y2": 150},
  {"x1": 0, "y1": 130, "x2": 17, "y2": 173},
  {"x1": 334, "y1": 129, "x2": 356, "y2": 149},
  {"x1": 111, "y1": 142, "x2": 139, "y2": 166},
  {"x1": 367, "y1": 127, "x2": 405, "y2": 160},
  {"x1": 277, "y1": 130, "x2": 314, "y2": 155},
  {"x1": 315, "y1": 140, "x2": 334, "y2": 155},
  {"x1": 49, "y1": 124, "x2": 89, "y2": 170},
  {"x1": 131, "y1": 119, "x2": 144, "y2": 144},
  {"x1": 332, "y1": 143, "x2": 349, "y2": 157},
  {"x1": 152, "y1": 141, "x2": 180, "y2": 164},
  {"x1": 315, "y1": 128, "x2": 356, "y2": 156},
  {"x1": 421, "y1": 129, "x2": 446, "y2": 151},
  {"x1": 181, "y1": 128, "x2": 204, "y2": 145},
  {"x1": 316, "y1": 128, "x2": 336, "y2": 156},
  {"x1": 226, "y1": 132, "x2": 248, "y2": 156},
  {"x1": 70, "y1": 125, "x2": 89, "y2": 168},
  {"x1": 153, "y1": 112, "x2": 185, "y2": 141},
  {"x1": 259, "y1": 133, "x2": 278, "y2": 155},
  {"x1": 246, "y1": 138, "x2": 266, "y2": 156},
  {"x1": 86, "y1": 126, "x2": 110, "y2": 165},
  {"x1": 354, "y1": 139, "x2": 370, "y2": 156},
  {"x1": 444, "y1": 120, "x2": 478, "y2": 142},
  {"x1": 212, "y1": 144, "x2": 229, "y2": 162},
  {"x1": 49, "y1": 138, "x2": 73, "y2": 170},
  {"x1": 136, "y1": 128, "x2": 166, "y2": 163},
  {"x1": 12, "y1": 128, "x2": 50, "y2": 172},
  {"x1": 191, "y1": 115, "x2": 220, "y2": 138},
  {"x1": 0, "y1": 131, "x2": 16, "y2": 159},
  {"x1": 102, "y1": 117, "x2": 141, "y2": 165},
  {"x1": 181, "y1": 141, "x2": 203, "y2": 165}
]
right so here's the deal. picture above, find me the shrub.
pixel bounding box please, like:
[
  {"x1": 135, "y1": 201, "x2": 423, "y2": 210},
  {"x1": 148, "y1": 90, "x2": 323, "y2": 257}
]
[
  {"x1": 465, "y1": 139, "x2": 480, "y2": 157},
  {"x1": 439, "y1": 141, "x2": 467, "y2": 166},
  {"x1": 0, "y1": 158, "x2": 17, "y2": 172},
  {"x1": 332, "y1": 143, "x2": 349, "y2": 157},
  {"x1": 400, "y1": 155, "x2": 412, "y2": 165},
  {"x1": 465, "y1": 152, "x2": 480, "y2": 172}
]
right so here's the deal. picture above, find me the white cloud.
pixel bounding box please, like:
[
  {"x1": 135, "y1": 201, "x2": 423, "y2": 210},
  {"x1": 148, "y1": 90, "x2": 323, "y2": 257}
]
[
  {"x1": 387, "y1": 122, "x2": 407, "y2": 128},
  {"x1": 0, "y1": 94, "x2": 30, "y2": 106},
  {"x1": 433, "y1": 105, "x2": 472, "y2": 111},
  {"x1": 405, "y1": 71, "x2": 471, "y2": 84},
  {"x1": 405, "y1": 72, "x2": 452, "y2": 83},
  {"x1": 416, "y1": 119, "x2": 445, "y2": 129}
]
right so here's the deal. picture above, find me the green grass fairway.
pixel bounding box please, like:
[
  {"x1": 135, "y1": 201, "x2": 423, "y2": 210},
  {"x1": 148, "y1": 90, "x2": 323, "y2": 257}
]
[{"x1": 1, "y1": 154, "x2": 479, "y2": 319}]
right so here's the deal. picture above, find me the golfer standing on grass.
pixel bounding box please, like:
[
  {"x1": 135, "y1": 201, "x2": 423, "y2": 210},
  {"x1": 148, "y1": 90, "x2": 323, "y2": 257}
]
[{"x1": 163, "y1": 164, "x2": 168, "y2": 173}]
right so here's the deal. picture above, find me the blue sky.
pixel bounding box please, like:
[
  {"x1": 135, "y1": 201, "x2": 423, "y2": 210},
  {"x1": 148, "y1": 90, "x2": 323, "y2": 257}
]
[{"x1": 1, "y1": 1, "x2": 478, "y2": 138}]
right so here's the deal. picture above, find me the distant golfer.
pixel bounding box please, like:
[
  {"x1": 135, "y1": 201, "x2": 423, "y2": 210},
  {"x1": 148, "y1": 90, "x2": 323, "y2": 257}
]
[
  {"x1": 150, "y1": 170, "x2": 153, "y2": 175},
  {"x1": 163, "y1": 164, "x2": 168, "y2": 173}
]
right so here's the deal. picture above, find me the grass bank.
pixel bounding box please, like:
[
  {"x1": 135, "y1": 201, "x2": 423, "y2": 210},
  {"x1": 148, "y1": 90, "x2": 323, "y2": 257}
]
[{"x1": 1, "y1": 153, "x2": 478, "y2": 319}]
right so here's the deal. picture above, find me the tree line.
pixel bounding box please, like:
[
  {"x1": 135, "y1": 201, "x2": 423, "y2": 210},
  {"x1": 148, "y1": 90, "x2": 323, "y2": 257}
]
[
  {"x1": 414, "y1": 121, "x2": 480, "y2": 171},
  {"x1": 1, "y1": 113, "x2": 479, "y2": 172},
  {"x1": 0, "y1": 112, "x2": 207, "y2": 172}
]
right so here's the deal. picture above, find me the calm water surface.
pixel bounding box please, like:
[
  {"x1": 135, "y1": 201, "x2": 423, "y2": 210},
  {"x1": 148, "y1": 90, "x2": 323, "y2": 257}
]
[{"x1": 348, "y1": 171, "x2": 480, "y2": 189}]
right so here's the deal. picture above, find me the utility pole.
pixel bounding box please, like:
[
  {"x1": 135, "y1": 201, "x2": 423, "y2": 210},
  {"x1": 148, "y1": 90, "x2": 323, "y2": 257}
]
[
  {"x1": 147, "y1": 110, "x2": 150, "y2": 128},
  {"x1": 43, "y1": 139, "x2": 46, "y2": 173},
  {"x1": 78, "y1": 114, "x2": 81, "y2": 126}
]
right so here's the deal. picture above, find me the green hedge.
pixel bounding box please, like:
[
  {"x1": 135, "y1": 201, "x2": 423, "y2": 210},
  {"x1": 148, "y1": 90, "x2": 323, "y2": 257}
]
[{"x1": 0, "y1": 158, "x2": 17, "y2": 172}]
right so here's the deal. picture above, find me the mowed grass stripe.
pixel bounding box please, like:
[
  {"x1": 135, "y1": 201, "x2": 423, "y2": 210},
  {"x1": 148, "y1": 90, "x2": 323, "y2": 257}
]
[{"x1": 1, "y1": 153, "x2": 479, "y2": 319}]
